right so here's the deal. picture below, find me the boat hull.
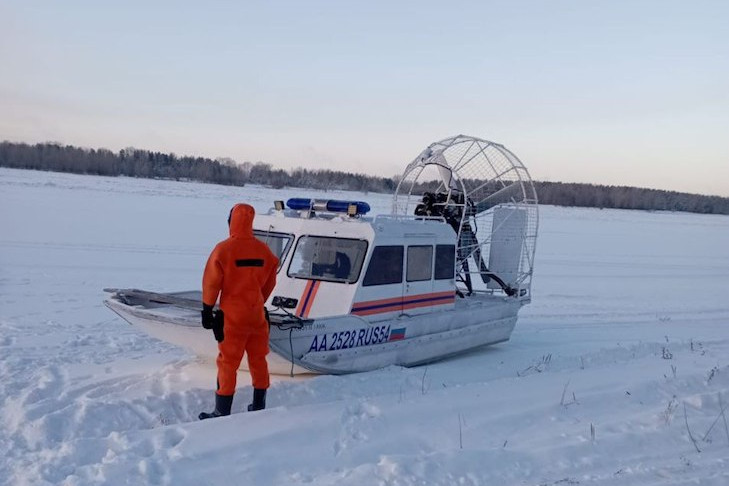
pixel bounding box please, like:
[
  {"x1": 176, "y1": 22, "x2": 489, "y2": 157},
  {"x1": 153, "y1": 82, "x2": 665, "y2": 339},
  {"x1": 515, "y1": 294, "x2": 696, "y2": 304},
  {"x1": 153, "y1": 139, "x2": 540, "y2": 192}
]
[
  {"x1": 104, "y1": 297, "x2": 312, "y2": 375},
  {"x1": 269, "y1": 295, "x2": 520, "y2": 374},
  {"x1": 105, "y1": 291, "x2": 521, "y2": 375}
]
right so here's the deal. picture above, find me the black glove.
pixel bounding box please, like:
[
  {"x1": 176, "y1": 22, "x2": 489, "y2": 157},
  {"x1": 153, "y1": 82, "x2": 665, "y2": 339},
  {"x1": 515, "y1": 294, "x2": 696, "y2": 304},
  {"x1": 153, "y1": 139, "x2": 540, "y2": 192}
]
[
  {"x1": 212, "y1": 309, "x2": 225, "y2": 343},
  {"x1": 201, "y1": 304, "x2": 214, "y2": 329}
]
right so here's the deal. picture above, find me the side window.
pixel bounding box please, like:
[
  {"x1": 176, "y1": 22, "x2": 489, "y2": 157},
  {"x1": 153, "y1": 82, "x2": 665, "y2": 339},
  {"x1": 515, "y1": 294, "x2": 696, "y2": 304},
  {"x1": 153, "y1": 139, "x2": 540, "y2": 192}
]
[
  {"x1": 363, "y1": 246, "x2": 403, "y2": 286},
  {"x1": 253, "y1": 230, "x2": 293, "y2": 270},
  {"x1": 407, "y1": 245, "x2": 433, "y2": 282},
  {"x1": 434, "y1": 244, "x2": 455, "y2": 280}
]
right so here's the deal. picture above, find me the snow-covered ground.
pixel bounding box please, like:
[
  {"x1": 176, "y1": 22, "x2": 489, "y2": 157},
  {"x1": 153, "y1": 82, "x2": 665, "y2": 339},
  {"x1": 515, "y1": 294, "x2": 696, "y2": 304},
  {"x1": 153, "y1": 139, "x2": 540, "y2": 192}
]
[{"x1": 1, "y1": 167, "x2": 728, "y2": 486}]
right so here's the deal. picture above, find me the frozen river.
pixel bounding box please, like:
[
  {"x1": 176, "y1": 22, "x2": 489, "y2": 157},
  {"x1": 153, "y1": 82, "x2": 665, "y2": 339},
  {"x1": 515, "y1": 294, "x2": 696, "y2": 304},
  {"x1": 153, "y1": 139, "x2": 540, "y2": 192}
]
[{"x1": 1, "y1": 167, "x2": 728, "y2": 485}]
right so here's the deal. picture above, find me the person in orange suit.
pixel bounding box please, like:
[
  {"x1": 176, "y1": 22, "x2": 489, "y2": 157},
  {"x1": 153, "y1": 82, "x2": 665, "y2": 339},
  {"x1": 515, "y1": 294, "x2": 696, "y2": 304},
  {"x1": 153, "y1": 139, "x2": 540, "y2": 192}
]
[{"x1": 199, "y1": 203, "x2": 278, "y2": 420}]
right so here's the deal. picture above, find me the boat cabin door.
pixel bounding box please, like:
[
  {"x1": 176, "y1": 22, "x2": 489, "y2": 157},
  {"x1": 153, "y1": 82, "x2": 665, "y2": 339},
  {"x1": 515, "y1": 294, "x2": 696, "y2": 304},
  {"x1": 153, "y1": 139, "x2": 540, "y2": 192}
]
[{"x1": 402, "y1": 235, "x2": 436, "y2": 316}]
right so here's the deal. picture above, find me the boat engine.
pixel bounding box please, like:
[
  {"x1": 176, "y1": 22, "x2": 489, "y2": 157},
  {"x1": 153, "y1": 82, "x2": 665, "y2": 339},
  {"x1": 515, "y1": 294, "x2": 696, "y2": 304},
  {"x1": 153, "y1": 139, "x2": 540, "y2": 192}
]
[{"x1": 414, "y1": 191, "x2": 516, "y2": 296}]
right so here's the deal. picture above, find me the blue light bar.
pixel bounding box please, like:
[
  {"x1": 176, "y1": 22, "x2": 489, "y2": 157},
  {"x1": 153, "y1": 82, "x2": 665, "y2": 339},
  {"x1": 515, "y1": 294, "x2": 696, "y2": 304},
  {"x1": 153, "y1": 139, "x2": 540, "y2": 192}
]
[{"x1": 286, "y1": 198, "x2": 371, "y2": 215}]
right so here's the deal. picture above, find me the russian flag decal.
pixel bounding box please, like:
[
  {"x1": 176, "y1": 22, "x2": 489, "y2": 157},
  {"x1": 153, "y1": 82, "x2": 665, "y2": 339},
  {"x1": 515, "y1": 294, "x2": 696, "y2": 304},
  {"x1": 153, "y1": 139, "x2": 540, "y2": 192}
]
[{"x1": 389, "y1": 327, "x2": 406, "y2": 341}]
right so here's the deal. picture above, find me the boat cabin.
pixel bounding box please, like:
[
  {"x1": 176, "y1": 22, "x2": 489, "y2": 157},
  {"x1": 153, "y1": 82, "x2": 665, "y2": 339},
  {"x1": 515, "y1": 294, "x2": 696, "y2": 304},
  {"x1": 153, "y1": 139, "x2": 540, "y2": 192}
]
[{"x1": 253, "y1": 198, "x2": 457, "y2": 321}]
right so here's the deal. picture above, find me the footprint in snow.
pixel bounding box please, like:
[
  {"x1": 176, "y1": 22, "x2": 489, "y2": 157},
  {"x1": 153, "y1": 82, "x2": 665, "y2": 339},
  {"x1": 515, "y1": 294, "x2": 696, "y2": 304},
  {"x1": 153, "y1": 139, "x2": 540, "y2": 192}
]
[
  {"x1": 333, "y1": 400, "x2": 382, "y2": 456},
  {"x1": 0, "y1": 335, "x2": 16, "y2": 346},
  {"x1": 23, "y1": 365, "x2": 67, "y2": 408}
]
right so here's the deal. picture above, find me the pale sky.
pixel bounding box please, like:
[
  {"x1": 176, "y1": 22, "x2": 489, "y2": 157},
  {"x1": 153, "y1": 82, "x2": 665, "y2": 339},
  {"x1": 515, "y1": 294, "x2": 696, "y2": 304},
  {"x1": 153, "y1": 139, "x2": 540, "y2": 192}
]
[{"x1": 2, "y1": 1, "x2": 728, "y2": 196}]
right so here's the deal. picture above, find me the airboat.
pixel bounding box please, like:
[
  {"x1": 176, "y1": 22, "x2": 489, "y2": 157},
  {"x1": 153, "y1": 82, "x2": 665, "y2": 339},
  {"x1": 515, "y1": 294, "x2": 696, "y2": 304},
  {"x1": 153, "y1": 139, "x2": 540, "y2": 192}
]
[{"x1": 104, "y1": 135, "x2": 538, "y2": 374}]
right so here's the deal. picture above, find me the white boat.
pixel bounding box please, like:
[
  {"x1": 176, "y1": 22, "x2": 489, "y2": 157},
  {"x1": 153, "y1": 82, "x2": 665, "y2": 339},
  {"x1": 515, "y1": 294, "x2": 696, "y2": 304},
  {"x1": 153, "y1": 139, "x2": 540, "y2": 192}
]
[{"x1": 104, "y1": 135, "x2": 539, "y2": 375}]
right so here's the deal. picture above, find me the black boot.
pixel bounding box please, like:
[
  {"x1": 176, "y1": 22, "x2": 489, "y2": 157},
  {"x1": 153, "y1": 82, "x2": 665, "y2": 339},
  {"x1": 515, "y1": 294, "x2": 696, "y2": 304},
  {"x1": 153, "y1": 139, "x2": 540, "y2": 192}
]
[
  {"x1": 199, "y1": 393, "x2": 234, "y2": 420},
  {"x1": 247, "y1": 388, "x2": 267, "y2": 412}
]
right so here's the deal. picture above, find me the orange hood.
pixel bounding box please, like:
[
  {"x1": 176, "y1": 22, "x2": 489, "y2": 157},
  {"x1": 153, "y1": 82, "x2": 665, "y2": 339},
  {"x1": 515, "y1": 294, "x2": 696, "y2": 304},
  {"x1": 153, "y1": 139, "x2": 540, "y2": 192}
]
[{"x1": 228, "y1": 203, "x2": 255, "y2": 238}]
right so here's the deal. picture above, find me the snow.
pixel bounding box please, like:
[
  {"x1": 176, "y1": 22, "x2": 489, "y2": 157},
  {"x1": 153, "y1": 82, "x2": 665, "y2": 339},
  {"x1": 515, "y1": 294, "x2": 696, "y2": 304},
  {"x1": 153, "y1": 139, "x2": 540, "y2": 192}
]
[{"x1": 1, "y1": 167, "x2": 729, "y2": 485}]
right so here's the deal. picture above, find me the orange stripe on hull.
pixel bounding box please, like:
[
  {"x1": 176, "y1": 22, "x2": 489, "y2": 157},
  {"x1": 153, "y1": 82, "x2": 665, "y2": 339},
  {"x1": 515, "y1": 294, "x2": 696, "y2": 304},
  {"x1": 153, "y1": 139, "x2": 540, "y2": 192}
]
[
  {"x1": 401, "y1": 296, "x2": 455, "y2": 311},
  {"x1": 351, "y1": 291, "x2": 455, "y2": 316},
  {"x1": 302, "y1": 281, "x2": 320, "y2": 318},
  {"x1": 296, "y1": 280, "x2": 315, "y2": 316}
]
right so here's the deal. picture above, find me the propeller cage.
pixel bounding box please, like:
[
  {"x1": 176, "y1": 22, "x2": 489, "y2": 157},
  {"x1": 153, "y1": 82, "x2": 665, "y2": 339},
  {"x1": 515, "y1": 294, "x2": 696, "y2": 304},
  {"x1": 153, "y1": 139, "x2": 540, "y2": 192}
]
[{"x1": 393, "y1": 135, "x2": 539, "y2": 298}]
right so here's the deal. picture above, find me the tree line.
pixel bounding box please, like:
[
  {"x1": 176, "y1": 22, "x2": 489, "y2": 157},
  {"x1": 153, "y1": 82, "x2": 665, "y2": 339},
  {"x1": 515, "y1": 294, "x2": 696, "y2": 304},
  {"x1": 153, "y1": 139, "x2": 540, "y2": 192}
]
[
  {"x1": 1, "y1": 141, "x2": 727, "y2": 215},
  {"x1": 534, "y1": 181, "x2": 729, "y2": 214},
  {"x1": 0, "y1": 141, "x2": 397, "y2": 193}
]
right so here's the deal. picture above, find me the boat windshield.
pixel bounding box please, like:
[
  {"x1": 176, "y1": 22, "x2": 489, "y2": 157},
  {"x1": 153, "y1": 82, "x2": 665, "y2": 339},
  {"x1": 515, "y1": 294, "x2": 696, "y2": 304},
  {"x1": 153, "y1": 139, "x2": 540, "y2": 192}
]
[
  {"x1": 253, "y1": 230, "x2": 293, "y2": 270},
  {"x1": 288, "y1": 236, "x2": 368, "y2": 284}
]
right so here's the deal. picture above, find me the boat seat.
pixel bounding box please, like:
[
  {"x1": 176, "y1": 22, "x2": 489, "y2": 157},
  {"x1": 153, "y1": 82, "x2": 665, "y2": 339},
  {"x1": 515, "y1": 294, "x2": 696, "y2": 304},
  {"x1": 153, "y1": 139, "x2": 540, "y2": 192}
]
[
  {"x1": 333, "y1": 252, "x2": 351, "y2": 279},
  {"x1": 310, "y1": 252, "x2": 351, "y2": 280}
]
